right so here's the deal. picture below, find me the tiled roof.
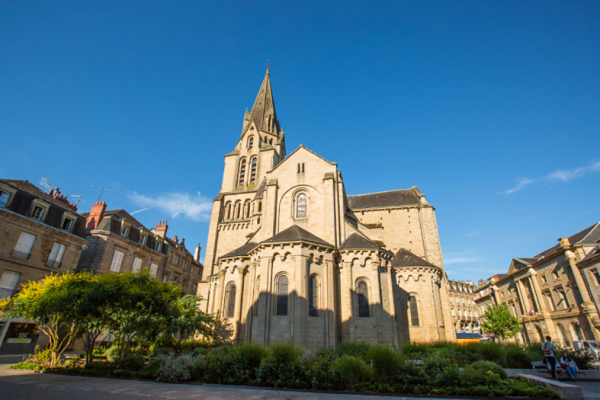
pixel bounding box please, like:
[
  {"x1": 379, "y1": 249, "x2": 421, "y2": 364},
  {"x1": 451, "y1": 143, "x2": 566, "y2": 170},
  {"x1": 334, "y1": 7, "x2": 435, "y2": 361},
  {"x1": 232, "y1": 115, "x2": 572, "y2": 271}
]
[
  {"x1": 391, "y1": 248, "x2": 436, "y2": 268},
  {"x1": 339, "y1": 233, "x2": 380, "y2": 250},
  {"x1": 263, "y1": 225, "x2": 333, "y2": 248},
  {"x1": 220, "y1": 242, "x2": 258, "y2": 259},
  {"x1": 347, "y1": 188, "x2": 420, "y2": 209}
]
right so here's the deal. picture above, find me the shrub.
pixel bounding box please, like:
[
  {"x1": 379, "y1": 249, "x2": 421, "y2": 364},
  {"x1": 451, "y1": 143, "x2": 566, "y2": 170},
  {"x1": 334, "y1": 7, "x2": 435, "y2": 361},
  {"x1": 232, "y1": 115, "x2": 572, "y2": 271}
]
[
  {"x1": 155, "y1": 354, "x2": 205, "y2": 383},
  {"x1": 117, "y1": 354, "x2": 146, "y2": 372},
  {"x1": 11, "y1": 348, "x2": 53, "y2": 370},
  {"x1": 511, "y1": 377, "x2": 558, "y2": 398},
  {"x1": 105, "y1": 345, "x2": 122, "y2": 362},
  {"x1": 204, "y1": 346, "x2": 249, "y2": 384},
  {"x1": 463, "y1": 360, "x2": 507, "y2": 386},
  {"x1": 270, "y1": 343, "x2": 304, "y2": 364},
  {"x1": 256, "y1": 344, "x2": 306, "y2": 389},
  {"x1": 337, "y1": 342, "x2": 371, "y2": 360},
  {"x1": 151, "y1": 347, "x2": 175, "y2": 357},
  {"x1": 335, "y1": 355, "x2": 372, "y2": 389},
  {"x1": 367, "y1": 345, "x2": 400, "y2": 379},
  {"x1": 504, "y1": 344, "x2": 533, "y2": 368},
  {"x1": 237, "y1": 343, "x2": 270, "y2": 373}
]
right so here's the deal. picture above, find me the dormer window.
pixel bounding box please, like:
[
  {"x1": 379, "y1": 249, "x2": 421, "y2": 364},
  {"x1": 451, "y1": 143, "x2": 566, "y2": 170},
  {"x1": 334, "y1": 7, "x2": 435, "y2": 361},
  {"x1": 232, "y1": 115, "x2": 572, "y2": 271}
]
[
  {"x1": 61, "y1": 212, "x2": 76, "y2": 232},
  {"x1": 0, "y1": 191, "x2": 10, "y2": 207},
  {"x1": 156, "y1": 241, "x2": 162, "y2": 252},
  {"x1": 121, "y1": 225, "x2": 129, "y2": 238},
  {"x1": 30, "y1": 199, "x2": 50, "y2": 221},
  {"x1": 0, "y1": 184, "x2": 16, "y2": 208},
  {"x1": 32, "y1": 206, "x2": 44, "y2": 220},
  {"x1": 140, "y1": 234, "x2": 147, "y2": 245}
]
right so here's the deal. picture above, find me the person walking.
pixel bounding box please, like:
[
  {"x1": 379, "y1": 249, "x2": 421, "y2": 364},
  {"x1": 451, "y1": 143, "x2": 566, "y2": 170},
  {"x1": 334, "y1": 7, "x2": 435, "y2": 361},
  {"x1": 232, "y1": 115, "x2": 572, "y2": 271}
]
[
  {"x1": 542, "y1": 336, "x2": 557, "y2": 380},
  {"x1": 560, "y1": 352, "x2": 578, "y2": 381}
]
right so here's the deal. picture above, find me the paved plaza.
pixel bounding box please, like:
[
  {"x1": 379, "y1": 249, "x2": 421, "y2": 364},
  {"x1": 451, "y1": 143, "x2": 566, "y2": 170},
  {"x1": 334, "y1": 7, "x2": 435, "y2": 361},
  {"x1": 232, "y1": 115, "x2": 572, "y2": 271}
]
[{"x1": 1, "y1": 355, "x2": 599, "y2": 400}]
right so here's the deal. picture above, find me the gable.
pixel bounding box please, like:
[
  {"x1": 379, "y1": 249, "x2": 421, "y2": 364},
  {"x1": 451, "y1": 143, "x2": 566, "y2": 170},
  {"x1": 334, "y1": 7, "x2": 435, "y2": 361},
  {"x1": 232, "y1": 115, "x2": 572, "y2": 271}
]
[{"x1": 267, "y1": 145, "x2": 336, "y2": 175}]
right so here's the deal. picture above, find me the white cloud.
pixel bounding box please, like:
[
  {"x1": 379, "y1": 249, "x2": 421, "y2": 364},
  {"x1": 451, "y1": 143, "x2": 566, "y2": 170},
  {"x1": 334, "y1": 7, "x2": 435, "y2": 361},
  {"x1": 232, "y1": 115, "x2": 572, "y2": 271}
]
[
  {"x1": 546, "y1": 160, "x2": 600, "y2": 182},
  {"x1": 129, "y1": 191, "x2": 212, "y2": 222},
  {"x1": 502, "y1": 160, "x2": 600, "y2": 194},
  {"x1": 502, "y1": 177, "x2": 534, "y2": 195},
  {"x1": 444, "y1": 251, "x2": 480, "y2": 264}
]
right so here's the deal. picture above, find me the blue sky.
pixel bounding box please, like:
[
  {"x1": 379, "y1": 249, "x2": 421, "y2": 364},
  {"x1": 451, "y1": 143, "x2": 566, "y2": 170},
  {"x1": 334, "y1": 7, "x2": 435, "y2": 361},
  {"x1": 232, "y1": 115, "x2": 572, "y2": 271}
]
[{"x1": 1, "y1": 1, "x2": 599, "y2": 282}]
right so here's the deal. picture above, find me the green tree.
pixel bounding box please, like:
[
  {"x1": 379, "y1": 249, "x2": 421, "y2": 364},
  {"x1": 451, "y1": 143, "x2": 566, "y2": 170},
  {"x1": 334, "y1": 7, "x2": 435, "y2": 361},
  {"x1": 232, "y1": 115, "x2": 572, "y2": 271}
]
[
  {"x1": 481, "y1": 304, "x2": 522, "y2": 342},
  {"x1": 0, "y1": 273, "x2": 84, "y2": 367},
  {"x1": 170, "y1": 295, "x2": 218, "y2": 347}
]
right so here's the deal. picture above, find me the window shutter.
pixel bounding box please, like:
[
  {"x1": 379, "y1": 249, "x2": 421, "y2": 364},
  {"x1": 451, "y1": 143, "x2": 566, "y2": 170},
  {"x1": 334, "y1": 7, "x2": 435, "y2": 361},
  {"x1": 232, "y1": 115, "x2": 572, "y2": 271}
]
[
  {"x1": 133, "y1": 257, "x2": 143, "y2": 273},
  {"x1": 111, "y1": 251, "x2": 124, "y2": 272},
  {"x1": 14, "y1": 232, "x2": 36, "y2": 255},
  {"x1": 150, "y1": 263, "x2": 158, "y2": 277}
]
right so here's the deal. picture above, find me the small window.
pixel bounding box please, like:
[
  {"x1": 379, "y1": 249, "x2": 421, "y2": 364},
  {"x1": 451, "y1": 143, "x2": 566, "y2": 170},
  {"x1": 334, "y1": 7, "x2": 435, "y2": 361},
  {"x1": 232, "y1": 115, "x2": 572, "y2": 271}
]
[
  {"x1": 409, "y1": 296, "x2": 420, "y2": 326},
  {"x1": 164, "y1": 273, "x2": 170, "y2": 283},
  {"x1": 61, "y1": 217, "x2": 73, "y2": 231},
  {"x1": 140, "y1": 235, "x2": 147, "y2": 245},
  {"x1": 592, "y1": 268, "x2": 600, "y2": 285},
  {"x1": 121, "y1": 225, "x2": 129, "y2": 238},
  {"x1": 174, "y1": 276, "x2": 179, "y2": 285},
  {"x1": 308, "y1": 275, "x2": 318, "y2": 316},
  {"x1": 0, "y1": 191, "x2": 10, "y2": 207},
  {"x1": 150, "y1": 263, "x2": 158, "y2": 277},
  {"x1": 296, "y1": 193, "x2": 307, "y2": 218},
  {"x1": 297, "y1": 163, "x2": 305, "y2": 173},
  {"x1": 156, "y1": 242, "x2": 162, "y2": 252},
  {"x1": 47, "y1": 243, "x2": 66, "y2": 267},
  {"x1": 226, "y1": 283, "x2": 236, "y2": 318},
  {"x1": 110, "y1": 250, "x2": 124, "y2": 272},
  {"x1": 552, "y1": 271, "x2": 559, "y2": 279},
  {"x1": 357, "y1": 280, "x2": 370, "y2": 317},
  {"x1": 247, "y1": 136, "x2": 254, "y2": 149},
  {"x1": 31, "y1": 206, "x2": 45, "y2": 220},
  {"x1": 133, "y1": 257, "x2": 143, "y2": 273},
  {"x1": 276, "y1": 275, "x2": 288, "y2": 316},
  {"x1": 0, "y1": 271, "x2": 21, "y2": 299},
  {"x1": 541, "y1": 275, "x2": 547, "y2": 283},
  {"x1": 13, "y1": 232, "x2": 36, "y2": 259}
]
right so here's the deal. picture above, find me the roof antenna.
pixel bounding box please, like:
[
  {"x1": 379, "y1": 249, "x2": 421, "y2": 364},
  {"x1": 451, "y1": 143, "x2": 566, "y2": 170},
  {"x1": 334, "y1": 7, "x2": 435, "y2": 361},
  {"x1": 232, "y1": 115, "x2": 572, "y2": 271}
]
[
  {"x1": 70, "y1": 194, "x2": 84, "y2": 206},
  {"x1": 39, "y1": 178, "x2": 56, "y2": 194},
  {"x1": 91, "y1": 185, "x2": 114, "y2": 202}
]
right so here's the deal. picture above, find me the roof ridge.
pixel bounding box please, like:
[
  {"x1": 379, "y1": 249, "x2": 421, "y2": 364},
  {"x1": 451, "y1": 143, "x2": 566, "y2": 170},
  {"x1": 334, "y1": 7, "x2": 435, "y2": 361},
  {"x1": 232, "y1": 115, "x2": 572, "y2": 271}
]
[
  {"x1": 348, "y1": 188, "x2": 414, "y2": 197},
  {"x1": 576, "y1": 221, "x2": 600, "y2": 244}
]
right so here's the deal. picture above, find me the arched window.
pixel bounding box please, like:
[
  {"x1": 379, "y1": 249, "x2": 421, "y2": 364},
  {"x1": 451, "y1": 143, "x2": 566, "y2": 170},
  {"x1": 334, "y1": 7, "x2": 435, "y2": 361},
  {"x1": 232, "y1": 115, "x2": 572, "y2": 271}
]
[
  {"x1": 296, "y1": 193, "x2": 307, "y2": 218},
  {"x1": 309, "y1": 275, "x2": 318, "y2": 316},
  {"x1": 225, "y1": 283, "x2": 236, "y2": 318},
  {"x1": 276, "y1": 275, "x2": 288, "y2": 316},
  {"x1": 572, "y1": 323, "x2": 584, "y2": 341},
  {"x1": 409, "y1": 296, "x2": 420, "y2": 326},
  {"x1": 357, "y1": 280, "x2": 370, "y2": 317},
  {"x1": 235, "y1": 201, "x2": 241, "y2": 219},
  {"x1": 225, "y1": 202, "x2": 232, "y2": 220},
  {"x1": 247, "y1": 136, "x2": 254, "y2": 149},
  {"x1": 249, "y1": 157, "x2": 258, "y2": 184},
  {"x1": 237, "y1": 158, "x2": 247, "y2": 186}
]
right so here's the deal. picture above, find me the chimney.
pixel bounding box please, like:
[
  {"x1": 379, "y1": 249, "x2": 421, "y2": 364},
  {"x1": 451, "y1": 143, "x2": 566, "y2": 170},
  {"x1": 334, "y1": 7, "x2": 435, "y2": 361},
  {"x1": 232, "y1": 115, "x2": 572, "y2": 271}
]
[
  {"x1": 86, "y1": 201, "x2": 106, "y2": 230},
  {"x1": 173, "y1": 235, "x2": 179, "y2": 244},
  {"x1": 194, "y1": 243, "x2": 202, "y2": 262},
  {"x1": 154, "y1": 220, "x2": 168, "y2": 238}
]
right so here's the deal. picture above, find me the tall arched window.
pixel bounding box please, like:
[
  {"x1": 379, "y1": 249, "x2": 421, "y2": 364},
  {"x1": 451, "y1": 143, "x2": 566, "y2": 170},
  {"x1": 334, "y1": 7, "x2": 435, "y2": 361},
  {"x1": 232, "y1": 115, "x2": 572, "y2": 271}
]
[
  {"x1": 296, "y1": 193, "x2": 307, "y2": 218},
  {"x1": 235, "y1": 201, "x2": 241, "y2": 219},
  {"x1": 247, "y1": 136, "x2": 254, "y2": 149},
  {"x1": 237, "y1": 158, "x2": 247, "y2": 186},
  {"x1": 244, "y1": 201, "x2": 250, "y2": 219},
  {"x1": 225, "y1": 283, "x2": 236, "y2": 318},
  {"x1": 249, "y1": 157, "x2": 258, "y2": 184},
  {"x1": 357, "y1": 280, "x2": 370, "y2": 317},
  {"x1": 409, "y1": 296, "x2": 420, "y2": 326},
  {"x1": 276, "y1": 275, "x2": 288, "y2": 316},
  {"x1": 225, "y1": 202, "x2": 232, "y2": 220},
  {"x1": 572, "y1": 323, "x2": 584, "y2": 340},
  {"x1": 309, "y1": 275, "x2": 318, "y2": 316}
]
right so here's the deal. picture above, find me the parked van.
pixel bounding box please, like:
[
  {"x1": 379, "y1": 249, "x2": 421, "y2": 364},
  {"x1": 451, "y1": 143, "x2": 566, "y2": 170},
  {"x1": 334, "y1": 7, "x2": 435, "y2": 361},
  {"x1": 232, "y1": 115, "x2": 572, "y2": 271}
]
[{"x1": 573, "y1": 340, "x2": 600, "y2": 359}]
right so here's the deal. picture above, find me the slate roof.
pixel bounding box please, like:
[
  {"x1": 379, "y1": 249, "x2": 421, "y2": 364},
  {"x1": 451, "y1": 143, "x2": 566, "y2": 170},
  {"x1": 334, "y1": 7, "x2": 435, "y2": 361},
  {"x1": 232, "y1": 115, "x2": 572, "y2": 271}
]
[
  {"x1": 514, "y1": 257, "x2": 539, "y2": 265},
  {"x1": 535, "y1": 222, "x2": 600, "y2": 259},
  {"x1": 391, "y1": 248, "x2": 436, "y2": 268},
  {"x1": 0, "y1": 179, "x2": 80, "y2": 212},
  {"x1": 220, "y1": 242, "x2": 258, "y2": 259},
  {"x1": 347, "y1": 188, "x2": 420, "y2": 209},
  {"x1": 263, "y1": 225, "x2": 333, "y2": 247},
  {"x1": 339, "y1": 233, "x2": 380, "y2": 250},
  {"x1": 579, "y1": 245, "x2": 600, "y2": 265}
]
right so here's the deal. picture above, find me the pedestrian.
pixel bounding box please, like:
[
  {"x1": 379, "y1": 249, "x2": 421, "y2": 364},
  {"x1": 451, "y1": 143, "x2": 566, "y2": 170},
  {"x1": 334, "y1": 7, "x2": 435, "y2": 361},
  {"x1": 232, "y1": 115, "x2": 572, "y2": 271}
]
[
  {"x1": 542, "y1": 336, "x2": 557, "y2": 380},
  {"x1": 560, "y1": 352, "x2": 578, "y2": 381}
]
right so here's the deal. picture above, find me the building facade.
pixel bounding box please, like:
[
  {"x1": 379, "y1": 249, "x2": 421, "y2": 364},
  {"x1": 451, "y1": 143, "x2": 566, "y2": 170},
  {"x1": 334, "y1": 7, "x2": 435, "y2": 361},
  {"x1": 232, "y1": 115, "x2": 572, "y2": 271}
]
[
  {"x1": 198, "y1": 70, "x2": 455, "y2": 349},
  {"x1": 447, "y1": 279, "x2": 478, "y2": 333},
  {"x1": 475, "y1": 223, "x2": 600, "y2": 346},
  {"x1": 78, "y1": 201, "x2": 202, "y2": 295},
  {"x1": 0, "y1": 180, "x2": 88, "y2": 354}
]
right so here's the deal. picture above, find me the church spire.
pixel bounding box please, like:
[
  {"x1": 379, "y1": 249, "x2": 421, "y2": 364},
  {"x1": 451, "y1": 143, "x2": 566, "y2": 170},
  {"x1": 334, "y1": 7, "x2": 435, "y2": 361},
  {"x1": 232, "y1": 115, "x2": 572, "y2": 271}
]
[{"x1": 246, "y1": 68, "x2": 279, "y2": 136}]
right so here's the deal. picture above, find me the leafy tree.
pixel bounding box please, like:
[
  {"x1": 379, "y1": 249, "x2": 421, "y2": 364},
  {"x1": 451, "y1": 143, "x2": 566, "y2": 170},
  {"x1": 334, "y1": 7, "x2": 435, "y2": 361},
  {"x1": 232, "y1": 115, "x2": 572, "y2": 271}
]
[
  {"x1": 170, "y1": 295, "x2": 218, "y2": 347},
  {"x1": 0, "y1": 273, "x2": 84, "y2": 367},
  {"x1": 481, "y1": 304, "x2": 522, "y2": 342}
]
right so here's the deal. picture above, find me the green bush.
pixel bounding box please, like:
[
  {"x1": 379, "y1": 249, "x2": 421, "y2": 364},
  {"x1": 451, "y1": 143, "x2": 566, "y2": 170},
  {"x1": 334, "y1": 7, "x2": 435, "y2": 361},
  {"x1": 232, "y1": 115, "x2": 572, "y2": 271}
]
[
  {"x1": 337, "y1": 342, "x2": 371, "y2": 360},
  {"x1": 105, "y1": 345, "x2": 122, "y2": 362},
  {"x1": 367, "y1": 345, "x2": 400, "y2": 379},
  {"x1": 504, "y1": 344, "x2": 533, "y2": 368},
  {"x1": 256, "y1": 344, "x2": 306, "y2": 389},
  {"x1": 155, "y1": 354, "x2": 205, "y2": 383},
  {"x1": 335, "y1": 355, "x2": 373, "y2": 389},
  {"x1": 237, "y1": 344, "x2": 270, "y2": 373},
  {"x1": 463, "y1": 360, "x2": 507, "y2": 386},
  {"x1": 270, "y1": 343, "x2": 304, "y2": 363},
  {"x1": 204, "y1": 346, "x2": 249, "y2": 384},
  {"x1": 117, "y1": 354, "x2": 146, "y2": 372},
  {"x1": 151, "y1": 347, "x2": 175, "y2": 357}
]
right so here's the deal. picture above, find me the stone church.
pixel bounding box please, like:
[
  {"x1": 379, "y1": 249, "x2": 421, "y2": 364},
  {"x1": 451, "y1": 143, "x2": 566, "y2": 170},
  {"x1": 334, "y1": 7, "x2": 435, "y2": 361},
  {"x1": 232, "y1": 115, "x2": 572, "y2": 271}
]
[{"x1": 198, "y1": 69, "x2": 455, "y2": 348}]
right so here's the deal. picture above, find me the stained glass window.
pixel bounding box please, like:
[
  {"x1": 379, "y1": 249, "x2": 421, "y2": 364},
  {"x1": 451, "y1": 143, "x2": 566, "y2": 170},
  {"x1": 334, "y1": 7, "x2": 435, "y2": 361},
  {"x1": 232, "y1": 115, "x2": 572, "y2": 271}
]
[
  {"x1": 276, "y1": 275, "x2": 288, "y2": 316},
  {"x1": 409, "y1": 296, "x2": 420, "y2": 326},
  {"x1": 357, "y1": 281, "x2": 369, "y2": 317},
  {"x1": 296, "y1": 193, "x2": 307, "y2": 218},
  {"x1": 226, "y1": 284, "x2": 236, "y2": 318},
  {"x1": 309, "y1": 276, "x2": 318, "y2": 316}
]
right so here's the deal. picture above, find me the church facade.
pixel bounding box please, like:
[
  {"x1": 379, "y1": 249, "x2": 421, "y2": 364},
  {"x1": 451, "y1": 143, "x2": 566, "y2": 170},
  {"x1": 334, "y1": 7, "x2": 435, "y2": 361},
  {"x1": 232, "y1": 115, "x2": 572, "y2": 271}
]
[{"x1": 198, "y1": 70, "x2": 455, "y2": 348}]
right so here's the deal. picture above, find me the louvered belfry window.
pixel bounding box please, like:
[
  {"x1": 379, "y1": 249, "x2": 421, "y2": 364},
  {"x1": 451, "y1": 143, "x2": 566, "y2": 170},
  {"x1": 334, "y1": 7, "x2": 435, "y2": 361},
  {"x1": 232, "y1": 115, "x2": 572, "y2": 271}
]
[
  {"x1": 308, "y1": 276, "x2": 318, "y2": 316},
  {"x1": 226, "y1": 284, "x2": 236, "y2": 318},
  {"x1": 238, "y1": 158, "x2": 247, "y2": 186},
  {"x1": 249, "y1": 157, "x2": 257, "y2": 184},
  {"x1": 357, "y1": 280, "x2": 370, "y2": 317},
  {"x1": 276, "y1": 275, "x2": 288, "y2": 316}
]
